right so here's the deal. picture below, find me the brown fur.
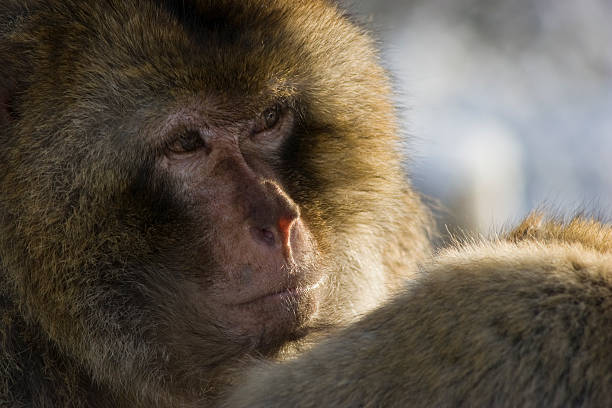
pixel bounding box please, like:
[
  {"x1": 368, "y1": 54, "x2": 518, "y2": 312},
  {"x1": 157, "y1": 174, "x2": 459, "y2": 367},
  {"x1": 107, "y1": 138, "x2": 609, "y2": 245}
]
[
  {"x1": 223, "y1": 215, "x2": 612, "y2": 407},
  {"x1": 0, "y1": 1, "x2": 430, "y2": 407},
  {"x1": 508, "y1": 212, "x2": 612, "y2": 254}
]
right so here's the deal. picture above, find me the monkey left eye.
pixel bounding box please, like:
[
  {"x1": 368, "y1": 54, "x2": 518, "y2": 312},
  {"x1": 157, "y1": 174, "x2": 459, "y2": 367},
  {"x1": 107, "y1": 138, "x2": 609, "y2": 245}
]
[
  {"x1": 255, "y1": 105, "x2": 282, "y2": 133},
  {"x1": 250, "y1": 104, "x2": 293, "y2": 147},
  {"x1": 263, "y1": 106, "x2": 280, "y2": 129}
]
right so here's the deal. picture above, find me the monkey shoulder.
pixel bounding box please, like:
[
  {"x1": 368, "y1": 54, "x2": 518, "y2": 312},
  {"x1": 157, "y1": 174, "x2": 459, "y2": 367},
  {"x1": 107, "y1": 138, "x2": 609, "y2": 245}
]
[{"x1": 224, "y1": 221, "x2": 612, "y2": 408}]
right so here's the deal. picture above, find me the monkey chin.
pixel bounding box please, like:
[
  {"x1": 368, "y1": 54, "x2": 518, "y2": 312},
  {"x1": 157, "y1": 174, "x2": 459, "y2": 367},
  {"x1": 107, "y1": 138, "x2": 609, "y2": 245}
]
[
  {"x1": 200, "y1": 219, "x2": 328, "y2": 353},
  {"x1": 222, "y1": 274, "x2": 326, "y2": 354}
]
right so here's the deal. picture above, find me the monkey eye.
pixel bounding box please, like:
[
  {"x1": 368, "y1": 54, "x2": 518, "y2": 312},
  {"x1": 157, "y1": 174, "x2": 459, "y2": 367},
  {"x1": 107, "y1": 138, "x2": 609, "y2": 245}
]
[
  {"x1": 250, "y1": 104, "x2": 293, "y2": 148},
  {"x1": 255, "y1": 105, "x2": 282, "y2": 133},
  {"x1": 167, "y1": 130, "x2": 207, "y2": 154},
  {"x1": 263, "y1": 106, "x2": 280, "y2": 129}
]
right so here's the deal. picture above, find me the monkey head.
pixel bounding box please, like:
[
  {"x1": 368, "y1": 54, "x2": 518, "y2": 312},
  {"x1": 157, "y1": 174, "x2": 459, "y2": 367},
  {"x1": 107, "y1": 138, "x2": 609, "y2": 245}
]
[
  {"x1": 153, "y1": 98, "x2": 325, "y2": 348},
  {"x1": 0, "y1": 0, "x2": 429, "y2": 403}
]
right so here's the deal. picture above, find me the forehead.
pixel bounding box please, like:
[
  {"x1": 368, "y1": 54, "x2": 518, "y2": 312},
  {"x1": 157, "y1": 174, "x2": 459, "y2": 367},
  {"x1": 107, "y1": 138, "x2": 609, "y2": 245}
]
[
  {"x1": 26, "y1": 0, "x2": 378, "y2": 131},
  {"x1": 86, "y1": 0, "x2": 336, "y2": 100}
]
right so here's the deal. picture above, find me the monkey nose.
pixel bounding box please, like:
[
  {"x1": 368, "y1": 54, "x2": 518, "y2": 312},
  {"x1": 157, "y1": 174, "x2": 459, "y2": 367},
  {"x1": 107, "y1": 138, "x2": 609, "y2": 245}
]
[
  {"x1": 250, "y1": 226, "x2": 277, "y2": 247},
  {"x1": 249, "y1": 216, "x2": 297, "y2": 256},
  {"x1": 278, "y1": 216, "x2": 296, "y2": 249}
]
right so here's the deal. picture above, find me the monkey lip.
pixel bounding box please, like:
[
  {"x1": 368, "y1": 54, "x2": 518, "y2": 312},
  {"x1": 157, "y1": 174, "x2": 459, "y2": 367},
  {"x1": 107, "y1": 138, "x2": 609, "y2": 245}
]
[{"x1": 230, "y1": 276, "x2": 326, "y2": 307}]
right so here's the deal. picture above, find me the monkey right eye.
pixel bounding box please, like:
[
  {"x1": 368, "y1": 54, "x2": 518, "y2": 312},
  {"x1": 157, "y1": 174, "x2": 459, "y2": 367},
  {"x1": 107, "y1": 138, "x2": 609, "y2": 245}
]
[{"x1": 167, "y1": 130, "x2": 207, "y2": 154}]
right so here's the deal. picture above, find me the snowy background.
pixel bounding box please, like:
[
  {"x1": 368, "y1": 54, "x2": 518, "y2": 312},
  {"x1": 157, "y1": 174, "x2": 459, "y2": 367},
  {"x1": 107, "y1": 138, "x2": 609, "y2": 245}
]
[{"x1": 349, "y1": 0, "x2": 612, "y2": 239}]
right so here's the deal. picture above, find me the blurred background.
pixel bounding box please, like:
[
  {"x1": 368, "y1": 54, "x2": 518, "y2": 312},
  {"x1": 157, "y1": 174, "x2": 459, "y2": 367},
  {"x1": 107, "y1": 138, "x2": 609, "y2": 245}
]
[{"x1": 347, "y1": 0, "x2": 612, "y2": 242}]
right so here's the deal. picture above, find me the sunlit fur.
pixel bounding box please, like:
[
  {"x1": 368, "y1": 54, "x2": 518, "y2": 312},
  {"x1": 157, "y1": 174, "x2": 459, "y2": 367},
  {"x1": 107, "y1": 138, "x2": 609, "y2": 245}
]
[
  {"x1": 224, "y1": 214, "x2": 612, "y2": 407},
  {"x1": 0, "y1": 0, "x2": 430, "y2": 406}
]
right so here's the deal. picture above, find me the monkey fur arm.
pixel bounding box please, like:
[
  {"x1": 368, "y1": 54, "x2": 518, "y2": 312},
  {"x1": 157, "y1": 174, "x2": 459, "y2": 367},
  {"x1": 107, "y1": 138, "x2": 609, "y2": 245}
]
[
  {"x1": 1, "y1": 1, "x2": 607, "y2": 406},
  {"x1": 223, "y1": 215, "x2": 612, "y2": 407}
]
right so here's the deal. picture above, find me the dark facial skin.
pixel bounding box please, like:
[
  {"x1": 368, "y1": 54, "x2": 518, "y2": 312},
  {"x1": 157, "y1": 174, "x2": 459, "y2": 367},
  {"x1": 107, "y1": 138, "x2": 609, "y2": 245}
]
[{"x1": 157, "y1": 100, "x2": 325, "y2": 345}]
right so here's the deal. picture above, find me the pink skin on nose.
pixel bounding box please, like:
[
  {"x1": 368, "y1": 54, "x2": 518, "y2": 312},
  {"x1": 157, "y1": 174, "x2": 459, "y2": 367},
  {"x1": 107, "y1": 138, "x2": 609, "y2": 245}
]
[{"x1": 278, "y1": 216, "x2": 296, "y2": 258}]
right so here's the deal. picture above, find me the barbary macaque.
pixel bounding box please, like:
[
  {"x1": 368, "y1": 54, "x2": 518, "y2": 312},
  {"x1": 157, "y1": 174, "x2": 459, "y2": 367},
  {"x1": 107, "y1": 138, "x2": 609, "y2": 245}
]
[
  {"x1": 0, "y1": 0, "x2": 429, "y2": 406},
  {"x1": 223, "y1": 215, "x2": 612, "y2": 407},
  {"x1": 2, "y1": 1, "x2": 610, "y2": 408}
]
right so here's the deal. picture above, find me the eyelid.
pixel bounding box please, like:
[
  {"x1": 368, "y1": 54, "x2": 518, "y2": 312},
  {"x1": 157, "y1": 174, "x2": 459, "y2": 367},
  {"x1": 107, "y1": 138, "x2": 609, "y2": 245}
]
[
  {"x1": 250, "y1": 107, "x2": 294, "y2": 148},
  {"x1": 167, "y1": 129, "x2": 206, "y2": 154},
  {"x1": 263, "y1": 106, "x2": 280, "y2": 129},
  {"x1": 254, "y1": 104, "x2": 285, "y2": 133}
]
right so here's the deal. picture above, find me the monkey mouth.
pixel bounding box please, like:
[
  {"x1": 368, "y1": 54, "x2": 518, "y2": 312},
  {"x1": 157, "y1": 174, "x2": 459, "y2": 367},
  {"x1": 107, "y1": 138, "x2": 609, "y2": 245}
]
[{"x1": 229, "y1": 275, "x2": 326, "y2": 307}]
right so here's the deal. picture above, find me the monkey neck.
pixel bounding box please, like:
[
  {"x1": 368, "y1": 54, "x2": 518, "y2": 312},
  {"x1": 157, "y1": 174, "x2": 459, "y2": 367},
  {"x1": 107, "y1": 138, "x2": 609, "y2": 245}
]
[
  {"x1": 0, "y1": 306, "x2": 86, "y2": 406},
  {"x1": 0, "y1": 286, "x2": 321, "y2": 408}
]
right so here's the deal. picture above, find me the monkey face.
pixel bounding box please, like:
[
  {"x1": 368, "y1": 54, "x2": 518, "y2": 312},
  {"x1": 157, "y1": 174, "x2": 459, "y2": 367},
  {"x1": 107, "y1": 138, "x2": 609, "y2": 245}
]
[
  {"x1": 0, "y1": 0, "x2": 423, "y2": 402},
  {"x1": 150, "y1": 99, "x2": 327, "y2": 349}
]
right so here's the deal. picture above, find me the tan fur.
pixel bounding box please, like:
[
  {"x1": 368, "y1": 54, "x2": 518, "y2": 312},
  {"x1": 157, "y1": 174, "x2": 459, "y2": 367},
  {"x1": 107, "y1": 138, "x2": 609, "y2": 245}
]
[
  {"x1": 508, "y1": 212, "x2": 612, "y2": 254},
  {"x1": 0, "y1": 0, "x2": 430, "y2": 406},
  {"x1": 224, "y1": 216, "x2": 612, "y2": 407}
]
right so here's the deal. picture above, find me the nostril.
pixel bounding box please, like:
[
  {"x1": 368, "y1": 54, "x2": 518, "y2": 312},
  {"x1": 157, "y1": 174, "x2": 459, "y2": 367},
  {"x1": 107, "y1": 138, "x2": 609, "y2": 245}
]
[
  {"x1": 261, "y1": 228, "x2": 275, "y2": 245},
  {"x1": 250, "y1": 226, "x2": 276, "y2": 246}
]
